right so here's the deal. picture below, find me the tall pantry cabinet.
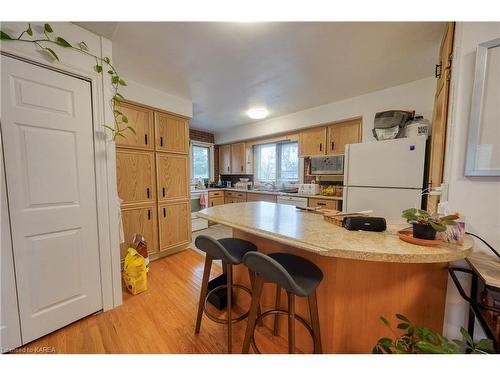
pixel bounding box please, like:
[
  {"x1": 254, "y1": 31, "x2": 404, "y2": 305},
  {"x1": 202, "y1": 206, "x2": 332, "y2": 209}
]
[{"x1": 115, "y1": 101, "x2": 191, "y2": 261}]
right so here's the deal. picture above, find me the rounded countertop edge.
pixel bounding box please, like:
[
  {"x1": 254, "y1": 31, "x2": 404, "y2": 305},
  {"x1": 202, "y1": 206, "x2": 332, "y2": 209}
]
[{"x1": 196, "y1": 212, "x2": 474, "y2": 264}]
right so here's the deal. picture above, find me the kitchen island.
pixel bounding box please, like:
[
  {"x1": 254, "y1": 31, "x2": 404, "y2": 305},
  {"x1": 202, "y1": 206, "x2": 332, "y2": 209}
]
[{"x1": 197, "y1": 201, "x2": 474, "y2": 353}]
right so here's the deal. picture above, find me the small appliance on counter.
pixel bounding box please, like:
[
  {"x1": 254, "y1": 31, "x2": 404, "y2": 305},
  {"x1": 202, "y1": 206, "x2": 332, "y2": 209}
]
[
  {"x1": 310, "y1": 155, "x2": 344, "y2": 175},
  {"x1": 298, "y1": 183, "x2": 321, "y2": 195},
  {"x1": 372, "y1": 110, "x2": 414, "y2": 140},
  {"x1": 403, "y1": 115, "x2": 431, "y2": 138}
]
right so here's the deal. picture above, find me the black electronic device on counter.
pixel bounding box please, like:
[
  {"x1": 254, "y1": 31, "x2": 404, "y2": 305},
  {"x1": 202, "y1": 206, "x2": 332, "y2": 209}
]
[{"x1": 342, "y1": 216, "x2": 387, "y2": 232}]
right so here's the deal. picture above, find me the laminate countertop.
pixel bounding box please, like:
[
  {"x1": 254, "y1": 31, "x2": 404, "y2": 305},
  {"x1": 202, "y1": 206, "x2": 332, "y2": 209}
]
[
  {"x1": 192, "y1": 188, "x2": 343, "y2": 201},
  {"x1": 197, "y1": 201, "x2": 473, "y2": 264}
]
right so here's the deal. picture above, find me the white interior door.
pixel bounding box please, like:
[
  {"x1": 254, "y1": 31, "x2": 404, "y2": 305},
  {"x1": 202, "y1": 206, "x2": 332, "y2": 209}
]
[
  {"x1": 1, "y1": 55, "x2": 102, "y2": 344},
  {"x1": 1, "y1": 136, "x2": 22, "y2": 353}
]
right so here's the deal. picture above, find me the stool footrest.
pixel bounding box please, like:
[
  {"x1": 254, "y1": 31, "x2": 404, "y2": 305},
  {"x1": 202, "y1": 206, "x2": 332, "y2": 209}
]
[
  {"x1": 204, "y1": 283, "x2": 252, "y2": 325},
  {"x1": 250, "y1": 309, "x2": 315, "y2": 354}
]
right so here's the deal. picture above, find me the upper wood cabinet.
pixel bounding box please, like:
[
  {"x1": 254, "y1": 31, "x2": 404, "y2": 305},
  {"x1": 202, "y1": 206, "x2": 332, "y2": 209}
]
[
  {"x1": 219, "y1": 144, "x2": 232, "y2": 175},
  {"x1": 116, "y1": 149, "x2": 155, "y2": 205},
  {"x1": 299, "y1": 127, "x2": 327, "y2": 157},
  {"x1": 158, "y1": 201, "x2": 191, "y2": 254},
  {"x1": 156, "y1": 154, "x2": 189, "y2": 201},
  {"x1": 299, "y1": 119, "x2": 362, "y2": 157},
  {"x1": 120, "y1": 204, "x2": 158, "y2": 259},
  {"x1": 231, "y1": 143, "x2": 246, "y2": 174},
  {"x1": 114, "y1": 102, "x2": 154, "y2": 150},
  {"x1": 326, "y1": 119, "x2": 362, "y2": 155},
  {"x1": 155, "y1": 112, "x2": 189, "y2": 154}
]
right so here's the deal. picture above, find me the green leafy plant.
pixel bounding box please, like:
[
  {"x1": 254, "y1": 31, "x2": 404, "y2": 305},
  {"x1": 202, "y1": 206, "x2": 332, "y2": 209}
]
[
  {"x1": 401, "y1": 208, "x2": 459, "y2": 232},
  {"x1": 373, "y1": 313, "x2": 494, "y2": 354},
  {"x1": 1, "y1": 23, "x2": 134, "y2": 140}
]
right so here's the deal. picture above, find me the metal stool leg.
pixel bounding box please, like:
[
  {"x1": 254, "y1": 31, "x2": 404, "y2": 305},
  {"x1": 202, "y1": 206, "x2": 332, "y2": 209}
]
[
  {"x1": 227, "y1": 264, "x2": 233, "y2": 353},
  {"x1": 273, "y1": 285, "x2": 281, "y2": 336},
  {"x1": 308, "y1": 290, "x2": 322, "y2": 353},
  {"x1": 242, "y1": 275, "x2": 264, "y2": 353},
  {"x1": 287, "y1": 292, "x2": 295, "y2": 354},
  {"x1": 195, "y1": 255, "x2": 213, "y2": 334}
]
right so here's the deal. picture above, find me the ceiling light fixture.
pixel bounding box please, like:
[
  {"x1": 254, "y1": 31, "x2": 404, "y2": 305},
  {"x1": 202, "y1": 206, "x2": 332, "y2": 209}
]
[{"x1": 247, "y1": 107, "x2": 269, "y2": 120}]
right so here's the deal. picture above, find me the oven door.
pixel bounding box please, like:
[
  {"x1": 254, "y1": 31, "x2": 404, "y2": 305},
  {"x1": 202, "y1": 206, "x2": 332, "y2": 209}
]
[{"x1": 191, "y1": 193, "x2": 202, "y2": 217}]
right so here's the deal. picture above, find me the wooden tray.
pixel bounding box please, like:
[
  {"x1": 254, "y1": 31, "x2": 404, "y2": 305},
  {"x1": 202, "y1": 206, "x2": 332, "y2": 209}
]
[{"x1": 398, "y1": 229, "x2": 442, "y2": 246}]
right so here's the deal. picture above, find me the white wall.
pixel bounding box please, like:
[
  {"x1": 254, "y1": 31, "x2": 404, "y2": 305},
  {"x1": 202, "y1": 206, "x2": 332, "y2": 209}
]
[
  {"x1": 442, "y1": 22, "x2": 500, "y2": 339},
  {"x1": 119, "y1": 78, "x2": 192, "y2": 118},
  {"x1": 215, "y1": 77, "x2": 436, "y2": 144}
]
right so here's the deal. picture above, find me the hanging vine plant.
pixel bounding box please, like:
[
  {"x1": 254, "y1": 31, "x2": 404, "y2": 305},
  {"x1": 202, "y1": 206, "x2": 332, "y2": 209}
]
[{"x1": 0, "y1": 23, "x2": 134, "y2": 140}]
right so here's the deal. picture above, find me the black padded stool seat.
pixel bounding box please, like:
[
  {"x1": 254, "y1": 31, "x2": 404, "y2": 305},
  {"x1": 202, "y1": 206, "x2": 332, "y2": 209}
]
[
  {"x1": 242, "y1": 251, "x2": 324, "y2": 354},
  {"x1": 194, "y1": 235, "x2": 259, "y2": 353},
  {"x1": 218, "y1": 238, "x2": 258, "y2": 264}
]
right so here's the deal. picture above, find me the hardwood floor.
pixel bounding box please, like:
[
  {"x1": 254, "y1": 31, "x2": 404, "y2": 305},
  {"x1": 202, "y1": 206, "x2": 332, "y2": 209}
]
[{"x1": 16, "y1": 249, "x2": 292, "y2": 354}]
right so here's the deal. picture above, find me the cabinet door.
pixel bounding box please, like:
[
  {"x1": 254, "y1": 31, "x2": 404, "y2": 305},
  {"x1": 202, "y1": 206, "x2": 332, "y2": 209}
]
[
  {"x1": 116, "y1": 149, "x2": 156, "y2": 205},
  {"x1": 158, "y1": 201, "x2": 191, "y2": 254},
  {"x1": 120, "y1": 204, "x2": 158, "y2": 259},
  {"x1": 299, "y1": 127, "x2": 327, "y2": 156},
  {"x1": 219, "y1": 144, "x2": 232, "y2": 174},
  {"x1": 231, "y1": 143, "x2": 246, "y2": 173},
  {"x1": 308, "y1": 198, "x2": 339, "y2": 210},
  {"x1": 114, "y1": 102, "x2": 154, "y2": 150},
  {"x1": 157, "y1": 154, "x2": 189, "y2": 201},
  {"x1": 327, "y1": 119, "x2": 362, "y2": 155},
  {"x1": 209, "y1": 196, "x2": 225, "y2": 207},
  {"x1": 155, "y1": 112, "x2": 189, "y2": 154}
]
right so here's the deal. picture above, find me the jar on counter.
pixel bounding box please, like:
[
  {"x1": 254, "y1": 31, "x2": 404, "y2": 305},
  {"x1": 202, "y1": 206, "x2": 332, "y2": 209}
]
[{"x1": 336, "y1": 187, "x2": 343, "y2": 197}]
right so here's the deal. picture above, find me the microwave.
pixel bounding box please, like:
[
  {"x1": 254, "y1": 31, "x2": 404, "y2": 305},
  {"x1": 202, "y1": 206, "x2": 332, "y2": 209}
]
[{"x1": 310, "y1": 155, "x2": 344, "y2": 175}]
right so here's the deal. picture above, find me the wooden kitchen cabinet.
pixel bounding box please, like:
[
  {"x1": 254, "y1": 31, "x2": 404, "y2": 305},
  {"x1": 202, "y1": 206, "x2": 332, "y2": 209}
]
[
  {"x1": 327, "y1": 118, "x2": 362, "y2": 155},
  {"x1": 225, "y1": 191, "x2": 247, "y2": 200},
  {"x1": 120, "y1": 204, "x2": 158, "y2": 260},
  {"x1": 209, "y1": 196, "x2": 225, "y2": 207},
  {"x1": 231, "y1": 142, "x2": 246, "y2": 174},
  {"x1": 116, "y1": 149, "x2": 156, "y2": 205},
  {"x1": 155, "y1": 112, "x2": 189, "y2": 154},
  {"x1": 156, "y1": 154, "x2": 189, "y2": 201},
  {"x1": 246, "y1": 192, "x2": 277, "y2": 203},
  {"x1": 299, "y1": 127, "x2": 327, "y2": 157},
  {"x1": 219, "y1": 144, "x2": 232, "y2": 175},
  {"x1": 114, "y1": 102, "x2": 154, "y2": 150},
  {"x1": 308, "y1": 197, "x2": 340, "y2": 210},
  {"x1": 158, "y1": 201, "x2": 191, "y2": 255}
]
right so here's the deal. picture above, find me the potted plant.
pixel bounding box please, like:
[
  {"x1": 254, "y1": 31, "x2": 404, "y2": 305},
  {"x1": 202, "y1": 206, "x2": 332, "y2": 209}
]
[
  {"x1": 401, "y1": 208, "x2": 459, "y2": 240},
  {"x1": 373, "y1": 313, "x2": 494, "y2": 354}
]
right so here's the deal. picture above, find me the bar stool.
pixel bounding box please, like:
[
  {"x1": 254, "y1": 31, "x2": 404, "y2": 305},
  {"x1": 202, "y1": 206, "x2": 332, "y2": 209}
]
[
  {"x1": 194, "y1": 235, "x2": 259, "y2": 353},
  {"x1": 241, "y1": 252, "x2": 324, "y2": 354}
]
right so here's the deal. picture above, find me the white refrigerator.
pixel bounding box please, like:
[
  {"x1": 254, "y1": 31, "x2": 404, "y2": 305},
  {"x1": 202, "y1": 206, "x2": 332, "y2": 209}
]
[{"x1": 343, "y1": 137, "x2": 427, "y2": 221}]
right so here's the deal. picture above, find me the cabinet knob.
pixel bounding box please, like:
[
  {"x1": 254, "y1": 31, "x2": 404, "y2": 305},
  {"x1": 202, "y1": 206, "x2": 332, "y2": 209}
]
[
  {"x1": 144, "y1": 134, "x2": 148, "y2": 145},
  {"x1": 162, "y1": 187, "x2": 166, "y2": 197},
  {"x1": 160, "y1": 136, "x2": 163, "y2": 147},
  {"x1": 331, "y1": 141, "x2": 335, "y2": 150},
  {"x1": 147, "y1": 209, "x2": 151, "y2": 220},
  {"x1": 146, "y1": 188, "x2": 150, "y2": 199},
  {"x1": 319, "y1": 143, "x2": 322, "y2": 152},
  {"x1": 163, "y1": 207, "x2": 166, "y2": 217}
]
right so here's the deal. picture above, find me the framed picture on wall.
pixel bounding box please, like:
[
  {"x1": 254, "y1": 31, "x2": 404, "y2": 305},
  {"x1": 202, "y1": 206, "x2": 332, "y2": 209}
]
[{"x1": 465, "y1": 37, "x2": 500, "y2": 176}]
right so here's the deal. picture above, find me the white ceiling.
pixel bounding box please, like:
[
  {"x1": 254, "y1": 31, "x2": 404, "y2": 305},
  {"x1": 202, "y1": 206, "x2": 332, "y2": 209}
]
[{"x1": 77, "y1": 22, "x2": 444, "y2": 132}]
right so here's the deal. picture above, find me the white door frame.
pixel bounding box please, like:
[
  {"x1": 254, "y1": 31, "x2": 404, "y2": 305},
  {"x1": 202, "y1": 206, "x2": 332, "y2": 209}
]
[{"x1": 0, "y1": 49, "x2": 122, "y2": 311}]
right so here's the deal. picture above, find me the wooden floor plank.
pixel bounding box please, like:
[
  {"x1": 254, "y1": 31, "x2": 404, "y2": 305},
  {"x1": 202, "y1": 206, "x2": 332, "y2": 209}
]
[{"x1": 14, "y1": 249, "x2": 293, "y2": 354}]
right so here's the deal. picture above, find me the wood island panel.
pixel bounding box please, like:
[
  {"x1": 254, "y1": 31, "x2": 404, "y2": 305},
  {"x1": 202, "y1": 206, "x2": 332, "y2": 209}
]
[{"x1": 231, "y1": 229, "x2": 449, "y2": 354}]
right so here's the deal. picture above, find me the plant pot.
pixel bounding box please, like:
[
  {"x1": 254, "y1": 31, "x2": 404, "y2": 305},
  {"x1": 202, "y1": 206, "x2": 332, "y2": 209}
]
[{"x1": 412, "y1": 223, "x2": 436, "y2": 240}]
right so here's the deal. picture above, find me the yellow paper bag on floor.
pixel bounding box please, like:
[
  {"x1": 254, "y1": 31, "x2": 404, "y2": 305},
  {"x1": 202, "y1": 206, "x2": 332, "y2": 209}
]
[{"x1": 123, "y1": 247, "x2": 147, "y2": 295}]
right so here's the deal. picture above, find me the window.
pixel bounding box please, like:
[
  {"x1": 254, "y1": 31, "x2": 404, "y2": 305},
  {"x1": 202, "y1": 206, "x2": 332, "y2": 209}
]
[
  {"x1": 255, "y1": 142, "x2": 299, "y2": 183},
  {"x1": 192, "y1": 144, "x2": 211, "y2": 180}
]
